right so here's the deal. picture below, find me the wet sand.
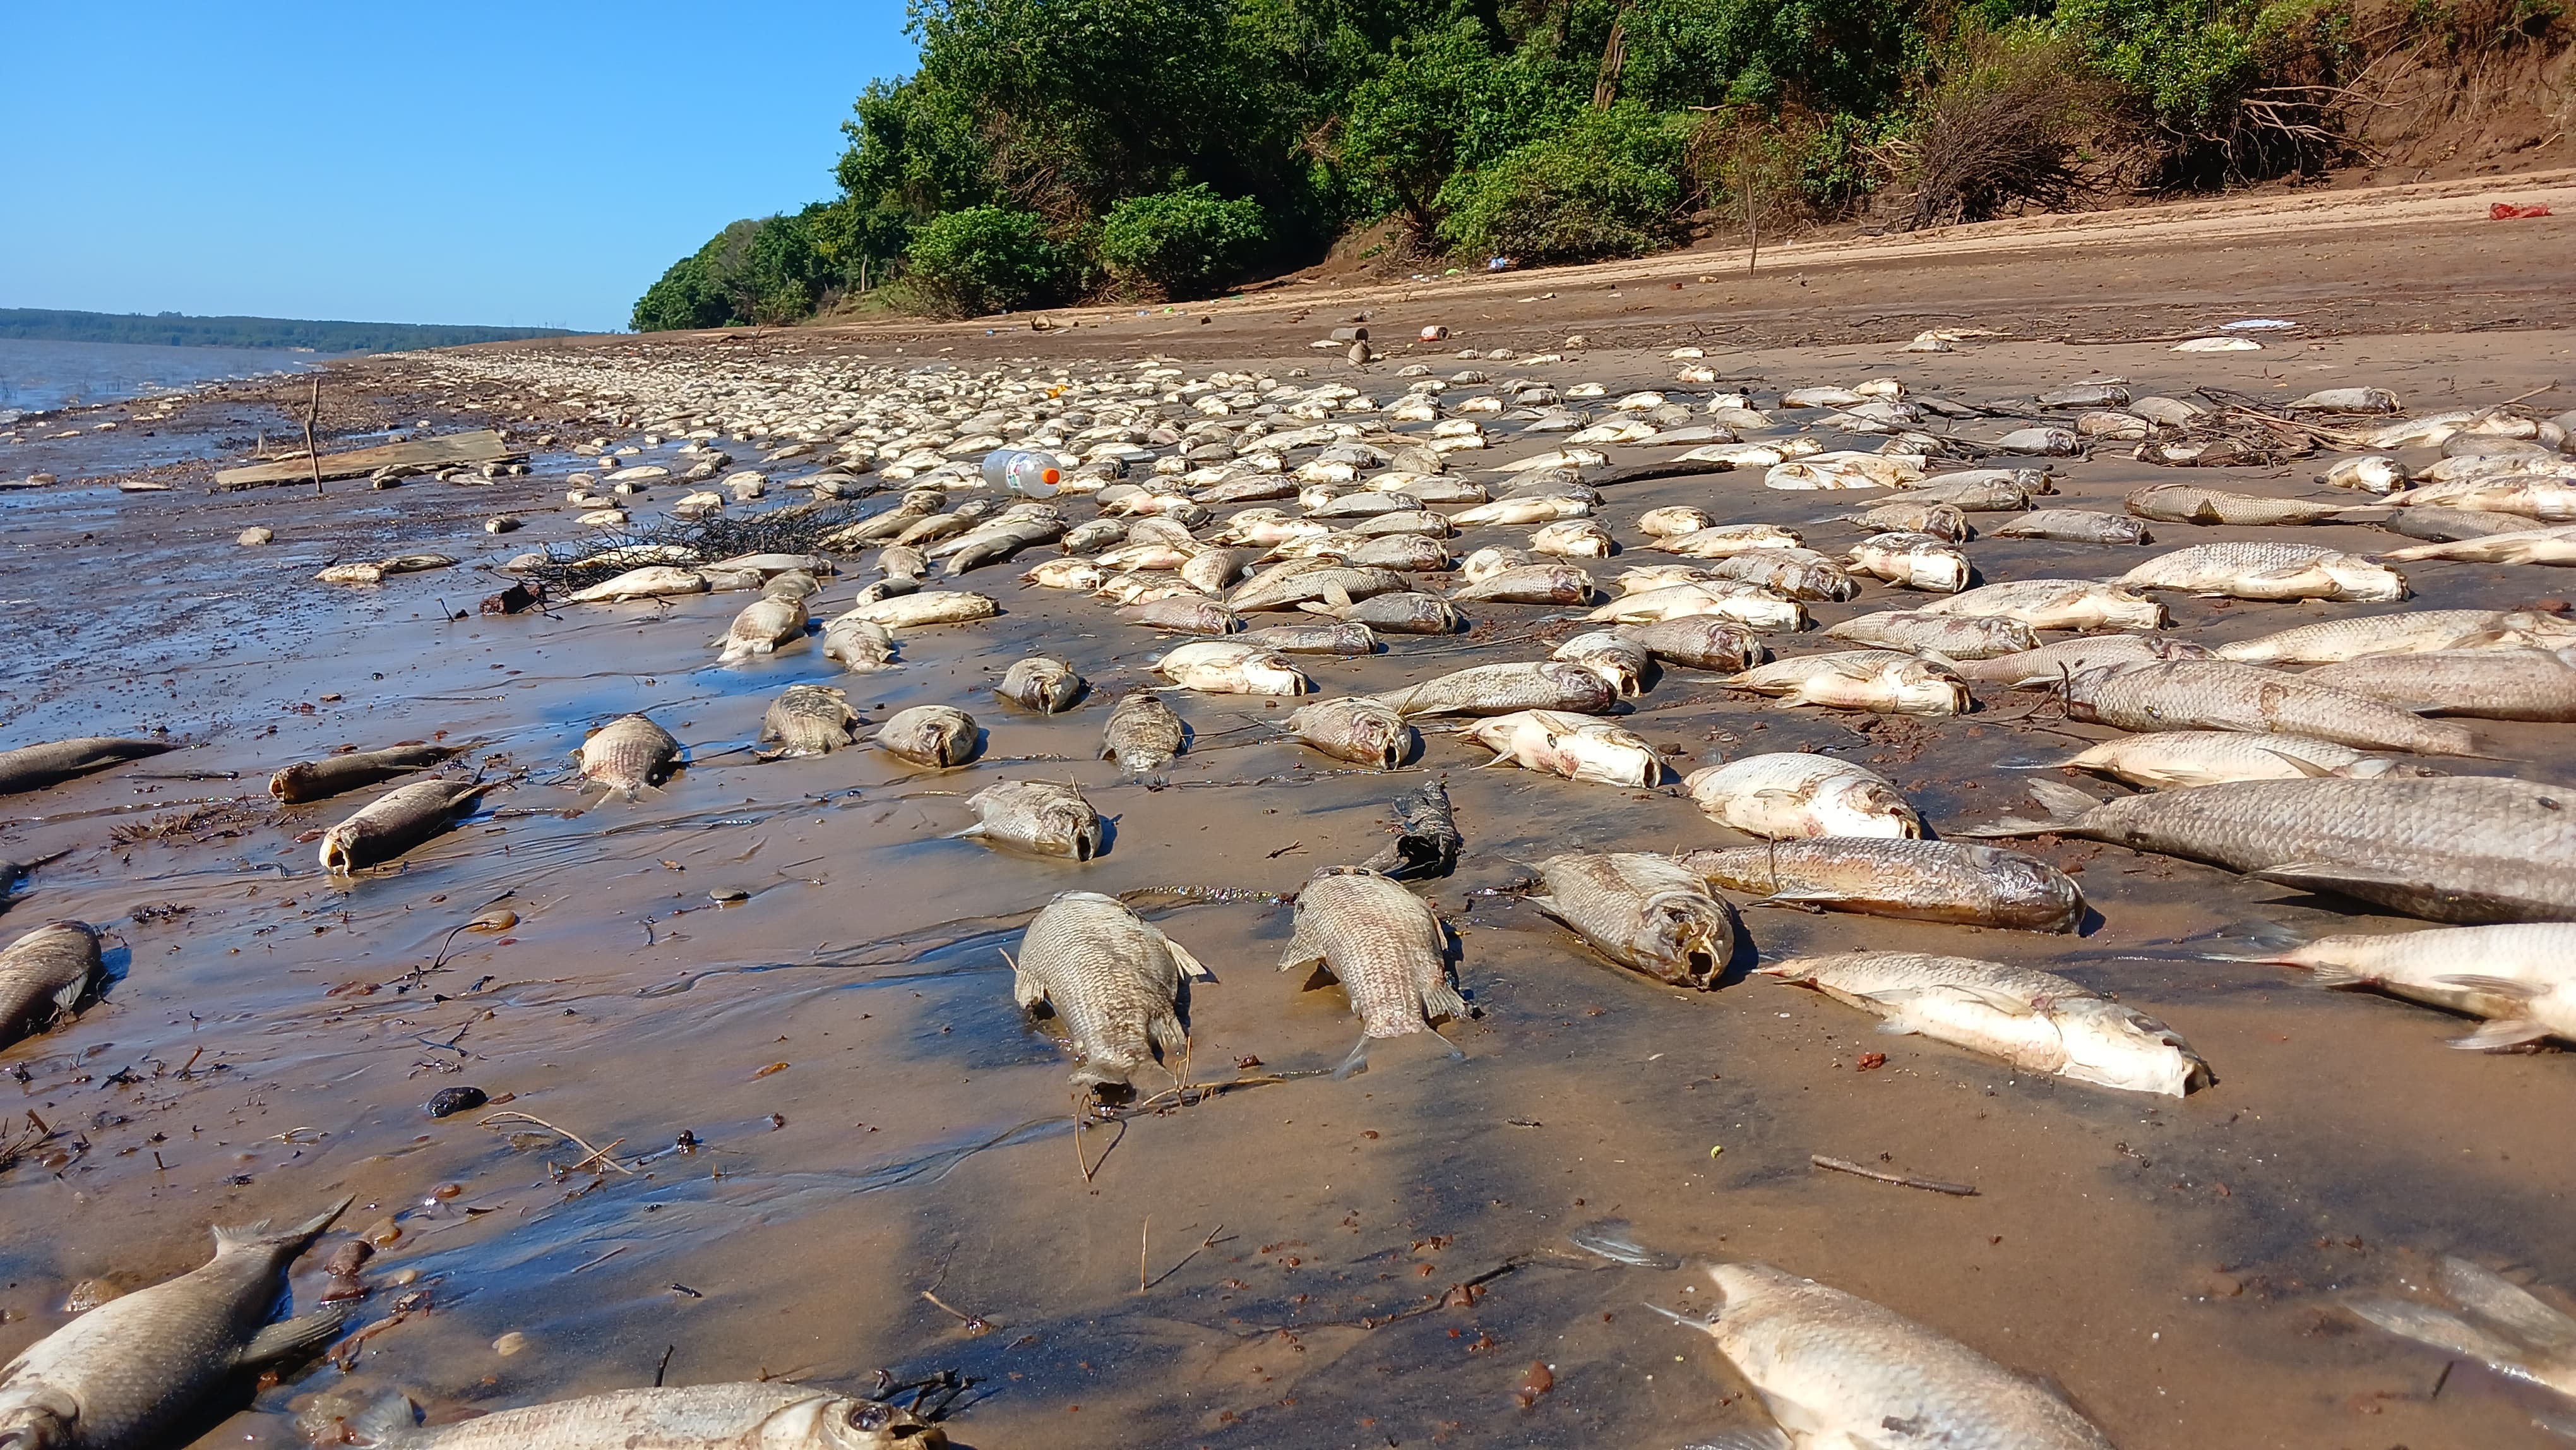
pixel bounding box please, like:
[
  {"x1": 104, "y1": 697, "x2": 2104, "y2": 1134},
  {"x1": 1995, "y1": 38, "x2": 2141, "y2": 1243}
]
[{"x1": 5, "y1": 231, "x2": 2576, "y2": 1449}]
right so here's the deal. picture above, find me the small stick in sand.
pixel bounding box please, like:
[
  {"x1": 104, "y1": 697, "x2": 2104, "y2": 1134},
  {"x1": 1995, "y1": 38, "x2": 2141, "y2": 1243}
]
[{"x1": 1811, "y1": 1153, "x2": 1978, "y2": 1196}]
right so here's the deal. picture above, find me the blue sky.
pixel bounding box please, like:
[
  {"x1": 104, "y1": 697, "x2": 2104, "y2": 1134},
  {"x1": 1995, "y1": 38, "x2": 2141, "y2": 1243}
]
[{"x1": 0, "y1": 2, "x2": 914, "y2": 333}]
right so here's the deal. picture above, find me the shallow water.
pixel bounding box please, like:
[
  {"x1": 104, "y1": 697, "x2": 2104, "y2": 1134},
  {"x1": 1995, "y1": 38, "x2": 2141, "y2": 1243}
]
[
  {"x1": 0, "y1": 337, "x2": 333, "y2": 418},
  {"x1": 4, "y1": 332, "x2": 2575, "y2": 1449}
]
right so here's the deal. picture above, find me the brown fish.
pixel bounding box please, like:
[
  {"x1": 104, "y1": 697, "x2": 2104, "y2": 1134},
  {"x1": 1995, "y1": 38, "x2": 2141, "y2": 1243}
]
[
  {"x1": 758, "y1": 685, "x2": 863, "y2": 757},
  {"x1": 319, "y1": 779, "x2": 493, "y2": 873},
  {"x1": 1100, "y1": 692, "x2": 1186, "y2": 784},
  {"x1": 876, "y1": 705, "x2": 980, "y2": 767},
  {"x1": 0, "y1": 738, "x2": 174, "y2": 797},
  {"x1": 577, "y1": 714, "x2": 683, "y2": 793},
  {"x1": 1279, "y1": 868, "x2": 1465, "y2": 1076},
  {"x1": 0, "y1": 920, "x2": 102, "y2": 1049},
  {"x1": 268, "y1": 742, "x2": 464, "y2": 804}
]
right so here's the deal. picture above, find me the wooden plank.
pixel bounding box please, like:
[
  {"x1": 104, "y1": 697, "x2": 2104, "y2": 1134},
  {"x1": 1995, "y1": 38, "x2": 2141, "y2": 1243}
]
[{"x1": 212, "y1": 429, "x2": 516, "y2": 488}]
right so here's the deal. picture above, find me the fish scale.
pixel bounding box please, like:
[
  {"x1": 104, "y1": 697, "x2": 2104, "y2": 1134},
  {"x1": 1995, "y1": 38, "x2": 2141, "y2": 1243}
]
[
  {"x1": 1680, "y1": 839, "x2": 2082, "y2": 931},
  {"x1": 1279, "y1": 869, "x2": 1463, "y2": 1069},
  {"x1": 580, "y1": 714, "x2": 681, "y2": 791},
  {"x1": 0, "y1": 920, "x2": 100, "y2": 1048},
  {"x1": 318, "y1": 1384, "x2": 945, "y2": 1450},
  {"x1": 1014, "y1": 892, "x2": 1200, "y2": 1090},
  {"x1": 2066, "y1": 659, "x2": 2479, "y2": 754}
]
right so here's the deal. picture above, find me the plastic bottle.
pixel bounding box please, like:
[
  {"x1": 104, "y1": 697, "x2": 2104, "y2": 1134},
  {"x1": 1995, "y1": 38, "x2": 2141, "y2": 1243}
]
[{"x1": 982, "y1": 448, "x2": 1063, "y2": 498}]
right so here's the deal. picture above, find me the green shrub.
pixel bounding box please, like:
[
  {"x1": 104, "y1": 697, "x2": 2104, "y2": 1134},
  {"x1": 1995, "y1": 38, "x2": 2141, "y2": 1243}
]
[
  {"x1": 1433, "y1": 107, "x2": 1693, "y2": 264},
  {"x1": 903, "y1": 206, "x2": 1072, "y2": 315},
  {"x1": 1098, "y1": 185, "x2": 1267, "y2": 297}
]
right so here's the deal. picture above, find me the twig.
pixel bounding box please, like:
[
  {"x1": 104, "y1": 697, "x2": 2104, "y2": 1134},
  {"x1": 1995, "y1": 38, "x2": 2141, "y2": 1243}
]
[
  {"x1": 1144, "y1": 1223, "x2": 1229, "y2": 1290},
  {"x1": 1811, "y1": 1153, "x2": 1978, "y2": 1196},
  {"x1": 303, "y1": 375, "x2": 325, "y2": 497},
  {"x1": 1140, "y1": 1216, "x2": 1151, "y2": 1293},
  {"x1": 477, "y1": 1110, "x2": 639, "y2": 1175},
  {"x1": 655, "y1": 1344, "x2": 676, "y2": 1387},
  {"x1": 571, "y1": 1244, "x2": 630, "y2": 1273},
  {"x1": 919, "y1": 1290, "x2": 993, "y2": 1334}
]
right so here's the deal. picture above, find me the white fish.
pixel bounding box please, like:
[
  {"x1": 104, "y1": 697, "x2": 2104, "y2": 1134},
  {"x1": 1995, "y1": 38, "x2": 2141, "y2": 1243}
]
[
  {"x1": 1468, "y1": 710, "x2": 1661, "y2": 786},
  {"x1": 1154, "y1": 641, "x2": 1308, "y2": 695},
  {"x1": 1728, "y1": 651, "x2": 1969, "y2": 715},
  {"x1": 2051, "y1": 731, "x2": 2424, "y2": 789},
  {"x1": 1589, "y1": 583, "x2": 1805, "y2": 632},
  {"x1": 1917, "y1": 579, "x2": 2167, "y2": 631},
  {"x1": 2248, "y1": 921, "x2": 2576, "y2": 1048},
  {"x1": 1683, "y1": 754, "x2": 1921, "y2": 838}
]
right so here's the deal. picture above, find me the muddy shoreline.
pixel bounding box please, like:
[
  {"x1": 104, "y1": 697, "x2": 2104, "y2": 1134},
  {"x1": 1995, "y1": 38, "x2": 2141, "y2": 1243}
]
[{"x1": 5, "y1": 207, "x2": 2576, "y2": 1450}]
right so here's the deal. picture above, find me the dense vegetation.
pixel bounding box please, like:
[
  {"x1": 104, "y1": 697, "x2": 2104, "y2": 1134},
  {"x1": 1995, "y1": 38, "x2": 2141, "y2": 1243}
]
[
  {"x1": 0, "y1": 309, "x2": 573, "y2": 352},
  {"x1": 632, "y1": 0, "x2": 2564, "y2": 328}
]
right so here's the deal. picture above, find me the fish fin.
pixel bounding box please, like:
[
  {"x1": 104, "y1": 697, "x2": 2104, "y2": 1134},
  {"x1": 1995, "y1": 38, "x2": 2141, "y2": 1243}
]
[
  {"x1": 213, "y1": 1195, "x2": 354, "y2": 1255},
  {"x1": 48, "y1": 971, "x2": 88, "y2": 1016},
  {"x1": 1993, "y1": 755, "x2": 2066, "y2": 770},
  {"x1": 2251, "y1": 859, "x2": 2425, "y2": 896},
  {"x1": 1148, "y1": 1012, "x2": 1190, "y2": 1060},
  {"x1": 2279, "y1": 961, "x2": 2367, "y2": 988},
  {"x1": 2349, "y1": 1296, "x2": 2540, "y2": 1374},
  {"x1": 1677, "y1": 1429, "x2": 1794, "y2": 1450},
  {"x1": 2431, "y1": 974, "x2": 2544, "y2": 1000},
  {"x1": 2258, "y1": 750, "x2": 2337, "y2": 778},
  {"x1": 1873, "y1": 1016, "x2": 1925, "y2": 1037},
  {"x1": 1427, "y1": 1024, "x2": 1467, "y2": 1062},
  {"x1": 1422, "y1": 978, "x2": 1469, "y2": 1024},
  {"x1": 1565, "y1": 1219, "x2": 1684, "y2": 1270},
  {"x1": 1010, "y1": 969, "x2": 1047, "y2": 1011},
  {"x1": 1277, "y1": 921, "x2": 1323, "y2": 972},
  {"x1": 1323, "y1": 582, "x2": 1354, "y2": 609},
  {"x1": 2438, "y1": 1256, "x2": 2576, "y2": 1353},
  {"x1": 1954, "y1": 778, "x2": 2100, "y2": 838},
  {"x1": 238, "y1": 1304, "x2": 355, "y2": 1367},
  {"x1": 1332, "y1": 1033, "x2": 1373, "y2": 1079},
  {"x1": 301, "y1": 1389, "x2": 421, "y2": 1447},
  {"x1": 946, "y1": 822, "x2": 989, "y2": 841},
  {"x1": 1163, "y1": 937, "x2": 1217, "y2": 982},
  {"x1": 2448, "y1": 1019, "x2": 2555, "y2": 1051}
]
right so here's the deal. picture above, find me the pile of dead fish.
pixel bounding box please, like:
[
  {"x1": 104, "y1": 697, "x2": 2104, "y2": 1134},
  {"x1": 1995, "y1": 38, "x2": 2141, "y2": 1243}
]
[{"x1": 12, "y1": 344, "x2": 2576, "y2": 1450}]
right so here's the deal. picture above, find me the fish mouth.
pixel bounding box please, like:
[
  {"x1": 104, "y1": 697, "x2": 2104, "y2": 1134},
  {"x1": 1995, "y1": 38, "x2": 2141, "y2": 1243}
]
[{"x1": 318, "y1": 830, "x2": 354, "y2": 874}]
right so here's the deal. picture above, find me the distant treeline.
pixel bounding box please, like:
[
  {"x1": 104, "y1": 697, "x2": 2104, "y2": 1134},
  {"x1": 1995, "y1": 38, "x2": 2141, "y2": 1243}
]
[{"x1": 0, "y1": 309, "x2": 579, "y2": 353}]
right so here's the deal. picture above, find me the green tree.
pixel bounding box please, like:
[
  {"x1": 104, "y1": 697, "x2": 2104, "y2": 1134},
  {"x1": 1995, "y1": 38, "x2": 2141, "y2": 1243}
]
[
  {"x1": 1099, "y1": 185, "x2": 1268, "y2": 296},
  {"x1": 904, "y1": 205, "x2": 1073, "y2": 315}
]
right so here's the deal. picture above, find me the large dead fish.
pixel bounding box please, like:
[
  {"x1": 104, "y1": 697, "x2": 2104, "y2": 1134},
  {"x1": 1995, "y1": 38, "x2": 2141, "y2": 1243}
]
[
  {"x1": 268, "y1": 742, "x2": 463, "y2": 804},
  {"x1": 1279, "y1": 867, "x2": 1464, "y2": 1076},
  {"x1": 0, "y1": 1199, "x2": 354, "y2": 1450},
  {"x1": 2049, "y1": 731, "x2": 2433, "y2": 788},
  {"x1": 1824, "y1": 611, "x2": 2035, "y2": 659},
  {"x1": 302, "y1": 1384, "x2": 947, "y2": 1450},
  {"x1": 0, "y1": 738, "x2": 174, "y2": 797},
  {"x1": 1013, "y1": 891, "x2": 1210, "y2": 1091},
  {"x1": 712, "y1": 596, "x2": 809, "y2": 662},
  {"x1": 1615, "y1": 618, "x2": 1767, "y2": 673},
  {"x1": 876, "y1": 705, "x2": 979, "y2": 767},
  {"x1": 1680, "y1": 839, "x2": 2082, "y2": 931},
  {"x1": 1370, "y1": 661, "x2": 1614, "y2": 717},
  {"x1": 953, "y1": 780, "x2": 1104, "y2": 860},
  {"x1": 1469, "y1": 710, "x2": 1661, "y2": 786},
  {"x1": 2119, "y1": 542, "x2": 2406, "y2": 602},
  {"x1": 0, "y1": 920, "x2": 102, "y2": 1050},
  {"x1": 758, "y1": 685, "x2": 863, "y2": 758},
  {"x1": 1916, "y1": 580, "x2": 2166, "y2": 631},
  {"x1": 1155, "y1": 641, "x2": 1308, "y2": 695},
  {"x1": 2062, "y1": 660, "x2": 2481, "y2": 755},
  {"x1": 2306, "y1": 647, "x2": 2576, "y2": 721},
  {"x1": 996, "y1": 656, "x2": 1085, "y2": 714},
  {"x1": 1358, "y1": 779, "x2": 1463, "y2": 880},
  {"x1": 1280, "y1": 698, "x2": 1416, "y2": 767},
  {"x1": 319, "y1": 779, "x2": 493, "y2": 873},
  {"x1": 2213, "y1": 608, "x2": 2576, "y2": 664},
  {"x1": 2380, "y1": 523, "x2": 2576, "y2": 565},
  {"x1": 2124, "y1": 484, "x2": 2358, "y2": 527},
  {"x1": 1952, "y1": 635, "x2": 2208, "y2": 686},
  {"x1": 1100, "y1": 692, "x2": 1186, "y2": 785},
  {"x1": 1763, "y1": 951, "x2": 2210, "y2": 1096},
  {"x1": 1965, "y1": 776, "x2": 2576, "y2": 923},
  {"x1": 1652, "y1": 1261, "x2": 2120, "y2": 1449},
  {"x1": 2245, "y1": 921, "x2": 2576, "y2": 1049},
  {"x1": 1528, "y1": 853, "x2": 1734, "y2": 988},
  {"x1": 1683, "y1": 755, "x2": 1921, "y2": 839},
  {"x1": 2347, "y1": 1256, "x2": 2576, "y2": 1411},
  {"x1": 1728, "y1": 651, "x2": 1969, "y2": 716},
  {"x1": 577, "y1": 714, "x2": 683, "y2": 794}
]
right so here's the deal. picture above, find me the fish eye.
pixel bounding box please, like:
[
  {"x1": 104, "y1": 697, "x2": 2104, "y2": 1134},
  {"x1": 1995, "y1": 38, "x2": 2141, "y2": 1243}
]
[{"x1": 849, "y1": 1403, "x2": 893, "y2": 1431}]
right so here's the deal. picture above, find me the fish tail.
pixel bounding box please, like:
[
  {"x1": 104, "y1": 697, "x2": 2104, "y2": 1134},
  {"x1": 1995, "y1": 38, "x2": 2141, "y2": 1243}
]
[
  {"x1": 300, "y1": 1388, "x2": 421, "y2": 1447},
  {"x1": 1954, "y1": 777, "x2": 2097, "y2": 837},
  {"x1": 214, "y1": 1194, "x2": 354, "y2": 1255},
  {"x1": 1421, "y1": 980, "x2": 1469, "y2": 1024},
  {"x1": 1566, "y1": 1218, "x2": 1683, "y2": 1270},
  {"x1": 1331, "y1": 1033, "x2": 1373, "y2": 1079}
]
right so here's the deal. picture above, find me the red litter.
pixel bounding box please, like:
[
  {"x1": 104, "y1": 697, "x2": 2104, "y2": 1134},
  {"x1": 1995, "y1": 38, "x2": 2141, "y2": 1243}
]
[{"x1": 2490, "y1": 202, "x2": 2553, "y2": 220}]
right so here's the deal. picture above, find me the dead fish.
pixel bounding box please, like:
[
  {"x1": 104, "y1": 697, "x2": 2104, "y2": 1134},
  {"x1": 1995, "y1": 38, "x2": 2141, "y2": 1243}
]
[
  {"x1": 1662, "y1": 524, "x2": 1809, "y2": 559},
  {"x1": 2374, "y1": 506, "x2": 2532, "y2": 542},
  {"x1": 1916, "y1": 579, "x2": 2166, "y2": 630},
  {"x1": 710, "y1": 596, "x2": 810, "y2": 662},
  {"x1": 1550, "y1": 632, "x2": 1654, "y2": 697},
  {"x1": 1460, "y1": 546, "x2": 1538, "y2": 582},
  {"x1": 1452, "y1": 494, "x2": 1593, "y2": 525},
  {"x1": 1279, "y1": 867, "x2": 1465, "y2": 1076},
  {"x1": 1964, "y1": 776, "x2": 2576, "y2": 923},
  {"x1": 2308, "y1": 647, "x2": 2576, "y2": 721},
  {"x1": 567, "y1": 566, "x2": 706, "y2": 604},
  {"x1": 1907, "y1": 467, "x2": 2051, "y2": 510},
  {"x1": 821, "y1": 616, "x2": 900, "y2": 673},
  {"x1": 1846, "y1": 531, "x2": 1972, "y2": 592},
  {"x1": 758, "y1": 685, "x2": 862, "y2": 758},
  {"x1": 1763, "y1": 952, "x2": 2209, "y2": 1097},
  {"x1": 1683, "y1": 839, "x2": 2082, "y2": 931},
  {"x1": 2120, "y1": 542, "x2": 2406, "y2": 602},
  {"x1": 2390, "y1": 476, "x2": 2576, "y2": 520},
  {"x1": 1155, "y1": 641, "x2": 1308, "y2": 695},
  {"x1": 1616, "y1": 618, "x2": 1767, "y2": 672},
  {"x1": 2348, "y1": 1255, "x2": 2576, "y2": 1410},
  {"x1": 1528, "y1": 519, "x2": 1613, "y2": 558},
  {"x1": 1013, "y1": 891, "x2": 1208, "y2": 1091},
  {"x1": 1118, "y1": 595, "x2": 1241, "y2": 637},
  {"x1": 1692, "y1": 553, "x2": 1859, "y2": 602},
  {"x1": 2051, "y1": 731, "x2": 2435, "y2": 788},
  {"x1": 1637, "y1": 506, "x2": 1714, "y2": 537},
  {"x1": 1238, "y1": 621, "x2": 1379, "y2": 655},
  {"x1": 1470, "y1": 710, "x2": 1661, "y2": 786},
  {"x1": 2125, "y1": 484, "x2": 2356, "y2": 527},
  {"x1": 761, "y1": 569, "x2": 821, "y2": 601},
  {"x1": 953, "y1": 780, "x2": 1105, "y2": 860},
  {"x1": 1589, "y1": 583, "x2": 1806, "y2": 632},
  {"x1": 1178, "y1": 547, "x2": 1261, "y2": 594},
  {"x1": 0, "y1": 1199, "x2": 354, "y2": 1450},
  {"x1": 1061, "y1": 518, "x2": 1129, "y2": 553},
  {"x1": 318, "y1": 778, "x2": 493, "y2": 873},
  {"x1": 1281, "y1": 698, "x2": 1416, "y2": 767},
  {"x1": 1023, "y1": 558, "x2": 1108, "y2": 591},
  {"x1": 2246, "y1": 922, "x2": 2576, "y2": 1049},
  {"x1": 2323, "y1": 455, "x2": 2414, "y2": 494},
  {"x1": 996, "y1": 656, "x2": 1085, "y2": 714},
  {"x1": 2214, "y1": 608, "x2": 2576, "y2": 664},
  {"x1": 2290, "y1": 386, "x2": 2401, "y2": 413},
  {"x1": 267, "y1": 742, "x2": 462, "y2": 804},
  {"x1": 1991, "y1": 510, "x2": 2151, "y2": 545},
  {"x1": 1842, "y1": 499, "x2": 1971, "y2": 539},
  {"x1": 1372, "y1": 661, "x2": 1614, "y2": 717},
  {"x1": 846, "y1": 590, "x2": 999, "y2": 629},
  {"x1": 1315, "y1": 591, "x2": 1459, "y2": 633},
  {"x1": 0, "y1": 738, "x2": 174, "y2": 796},
  {"x1": 1765, "y1": 451, "x2": 1923, "y2": 490},
  {"x1": 1451, "y1": 563, "x2": 1595, "y2": 604},
  {"x1": 1660, "y1": 1261, "x2": 2120, "y2": 1449},
  {"x1": 1825, "y1": 611, "x2": 2036, "y2": 659},
  {"x1": 2380, "y1": 523, "x2": 2576, "y2": 566},
  {"x1": 0, "y1": 921, "x2": 102, "y2": 1048},
  {"x1": 1729, "y1": 651, "x2": 1970, "y2": 716},
  {"x1": 878, "y1": 544, "x2": 929, "y2": 580},
  {"x1": 578, "y1": 715, "x2": 683, "y2": 794},
  {"x1": 2063, "y1": 659, "x2": 2480, "y2": 755},
  {"x1": 1357, "y1": 779, "x2": 1462, "y2": 879},
  {"x1": 876, "y1": 705, "x2": 979, "y2": 767},
  {"x1": 1683, "y1": 755, "x2": 1921, "y2": 839},
  {"x1": 1100, "y1": 692, "x2": 1186, "y2": 785},
  {"x1": 1529, "y1": 853, "x2": 1734, "y2": 988},
  {"x1": 1952, "y1": 633, "x2": 2209, "y2": 686},
  {"x1": 1230, "y1": 563, "x2": 1403, "y2": 613},
  {"x1": 302, "y1": 1384, "x2": 947, "y2": 1450}
]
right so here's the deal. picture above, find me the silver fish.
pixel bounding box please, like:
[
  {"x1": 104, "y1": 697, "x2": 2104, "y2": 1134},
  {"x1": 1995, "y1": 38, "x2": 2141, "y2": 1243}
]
[
  {"x1": 2248, "y1": 921, "x2": 2576, "y2": 1048},
  {"x1": 2063, "y1": 660, "x2": 2480, "y2": 755},
  {"x1": 1238, "y1": 621, "x2": 1378, "y2": 655},
  {"x1": 1371, "y1": 661, "x2": 1615, "y2": 717},
  {"x1": 304, "y1": 1384, "x2": 946, "y2": 1450},
  {"x1": 1230, "y1": 563, "x2": 1403, "y2": 612},
  {"x1": 1279, "y1": 867, "x2": 1465, "y2": 1076},
  {"x1": 1451, "y1": 563, "x2": 1595, "y2": 604},
  {"x1": 1013, "y1": 891, "x2": 1210, "y2": 1090},
  {"x1": 821, "y1": 616, "x2": 900, "y2": 673},
  {"x1": 953, "y1": 780, "x2": 1104, "y2": 860},
  {"x1": 0, "y1": 921, "x2": 101, "y2": 1049},
  {"x1": 1529, "y1": 853, "x2": 1734, "y2": 988},
  {"x1": 1118, "y1": 595, "x2": 1240, "y2": 635},
  {"x1": 2214, "y1": 607, "x2": 2576, "y2": 664},
  {"x1": 1317, "y1": 591, "x2": 1458, "y2": 633},
  {"x1": 1763, "y1": 951, "x2": 2209, "y2": 1096},
  {"x1": 2348, "y1": 1256, "x2": 2576, "y2": 1407},
  {"x1": 758, "y1": 685, "x2": 862, "y2": 757},
  {"x1": 2051, "y1": 731, "x2": 2433, "y2": 788},
  {"x1": 996, "y1": 656, "x2": 1085, "y2": 714},
  {"x1": 0, "y1": 1200, "x2": 354, "y2": 1450},
  {"x1": 267, "y1": 742, "x2": 463, "y2": 804},
  {"x1": 1281, "y1": 698, "x2": 1416, "y2": 767},
  {"x1": 1917, "y1": 579, "x2": 2166, "y2": 631},
  {"x1": 0, "y1": 738, "x2": 173, "y2": 797},
  {"x1": 1681, "y1": 839, "x2": 2082, "y2": 931},
  {"x1": 1615, "y1": 618, "x2": 1767, "y2": 672},
  {"x1": 1100, "y1": 692, "x2": 1186, "y2": 784},
  {"x1": 578, "y1": 714, "x2": 683, "y2": 793},
  {"x1": 875, "y1": 705, "x2": 980, "y2": 767},
  {"x1": 319, "y1": 778, "x2": 493, "y2": 873},
  {"x1": 1550, "y1": 631, "x2": 1654, "y2": 697},
  {"x1": 2118, "y1": 541, "x2": 2406, "y2": 602},
  {"x1": 1683, "y1": 755, "x2": 1921, "y2": 839},
  {"x1": 1825, "y1": 611, "x2": 2036, "y2": 659},
  {"x1": 713, "y1": 596, "x2": 809, "y2": 662},
  {"x1": 1990, "y1": 508, "x2": 2151, "y2": 544},
  {"x1": 2306, "y1": 647, "x2": 2576, "y2": 721},
  {"x1": 1967, "y1": 776, "x2": 2576, "y2": 923},
  {"x1": 2125, "y1": 484, "x2": 2356, "y2": 527}
]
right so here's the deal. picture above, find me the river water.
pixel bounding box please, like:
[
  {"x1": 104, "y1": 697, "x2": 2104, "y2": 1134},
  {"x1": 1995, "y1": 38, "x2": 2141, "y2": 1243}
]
[{"x1": 0, "y1": 336, "x2": 333, "y2": 419}]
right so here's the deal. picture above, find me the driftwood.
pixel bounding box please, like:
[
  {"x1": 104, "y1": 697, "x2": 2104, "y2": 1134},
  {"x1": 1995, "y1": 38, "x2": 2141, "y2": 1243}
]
[{"x1": 212, "y1": 429, "x2": 517, "y2": 490}]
